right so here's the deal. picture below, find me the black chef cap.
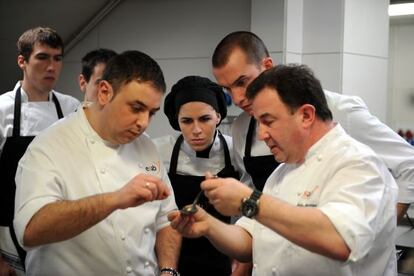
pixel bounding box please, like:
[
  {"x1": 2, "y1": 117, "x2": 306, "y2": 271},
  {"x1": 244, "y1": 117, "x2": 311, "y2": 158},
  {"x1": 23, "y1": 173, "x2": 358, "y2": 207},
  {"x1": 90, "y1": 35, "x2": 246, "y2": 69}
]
[{"x1": 164, "y1": 76, "x2": 227, "y2": 131}]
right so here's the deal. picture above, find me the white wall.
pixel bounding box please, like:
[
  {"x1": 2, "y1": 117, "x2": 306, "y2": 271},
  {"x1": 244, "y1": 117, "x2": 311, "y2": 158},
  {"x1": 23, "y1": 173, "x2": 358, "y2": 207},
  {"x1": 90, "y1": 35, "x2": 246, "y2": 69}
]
[
  {"x1": 50, "y1": 0, "x2": 412, "y2": 135},
  {"x1": 388, "y1": 17, "x2": 414, "y2": 131},
  {"x1": 56, "y1": 0, "x2": 250, "y2": 138}
]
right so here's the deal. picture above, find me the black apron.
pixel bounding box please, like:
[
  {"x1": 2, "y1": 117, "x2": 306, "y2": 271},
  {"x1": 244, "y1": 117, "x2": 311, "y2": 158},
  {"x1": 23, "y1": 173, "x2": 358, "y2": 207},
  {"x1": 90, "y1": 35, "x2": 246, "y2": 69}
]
[
  {"x1": 168, "y1": 131, "x2": 239, "y2": 276},
  {"x1": 243, "y1": 117, "x2": 280, "y2": 191},
  {"x1": 0, "y1": 86, "x2": 63, "y2": 267}
]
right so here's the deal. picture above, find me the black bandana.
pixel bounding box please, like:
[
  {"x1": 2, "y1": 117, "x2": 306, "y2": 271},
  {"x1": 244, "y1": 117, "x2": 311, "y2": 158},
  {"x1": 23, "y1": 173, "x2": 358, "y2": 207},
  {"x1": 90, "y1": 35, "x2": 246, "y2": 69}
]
[{"x1": 164, "y1": 76, "x2": 227, "y2": 131}]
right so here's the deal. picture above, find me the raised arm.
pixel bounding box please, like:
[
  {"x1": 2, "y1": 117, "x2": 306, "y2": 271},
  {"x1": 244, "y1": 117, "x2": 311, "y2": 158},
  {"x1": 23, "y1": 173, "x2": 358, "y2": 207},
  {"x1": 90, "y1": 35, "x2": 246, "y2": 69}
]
[{"x1": 22, "y1": 174, "x2": 170, "y2": 247}]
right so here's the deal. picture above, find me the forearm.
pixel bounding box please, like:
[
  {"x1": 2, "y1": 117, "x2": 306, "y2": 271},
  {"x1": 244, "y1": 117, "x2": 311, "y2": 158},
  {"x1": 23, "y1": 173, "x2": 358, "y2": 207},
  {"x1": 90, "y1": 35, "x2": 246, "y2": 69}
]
[
  {"x1": 156, "y1": 226, "x2": 181, "y2": 269},
  {"x1": 24, "y1": 192, "x2": 120, "y2": 247},
  {"x1": 205, "y1": 216, "x2": 252, "y2": 262},
  {"x1": 257, "y1": 194, "x2": 350, "y2": 261}
]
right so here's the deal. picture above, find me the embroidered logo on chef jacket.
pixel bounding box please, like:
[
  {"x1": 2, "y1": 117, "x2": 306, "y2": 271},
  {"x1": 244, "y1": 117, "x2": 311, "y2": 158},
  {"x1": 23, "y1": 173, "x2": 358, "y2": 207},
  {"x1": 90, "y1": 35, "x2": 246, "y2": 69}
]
[
  {"x1": 145, "y1": 161, "x2": 160, "y2": 173},
  {"x1": 297, "y1": 185, "x2": 320, "y2": 207}
]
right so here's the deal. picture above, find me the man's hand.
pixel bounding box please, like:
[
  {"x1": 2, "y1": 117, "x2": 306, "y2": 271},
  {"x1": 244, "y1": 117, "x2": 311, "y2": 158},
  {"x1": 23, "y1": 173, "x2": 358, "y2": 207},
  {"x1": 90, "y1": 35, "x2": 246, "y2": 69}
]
[
  {"x1": 168, "y1": 207, "x2": 211, "y2": 238},
  {"x1": 201, "y1": 175, "x2": 252, "y2": 216},
  {"x1": 116, "y1": 174, "x2": 171, "y2": 209}
]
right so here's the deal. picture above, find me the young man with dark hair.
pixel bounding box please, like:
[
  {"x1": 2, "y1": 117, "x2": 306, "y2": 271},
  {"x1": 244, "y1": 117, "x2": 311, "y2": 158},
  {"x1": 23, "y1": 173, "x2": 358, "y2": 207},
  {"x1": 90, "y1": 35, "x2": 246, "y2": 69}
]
[
  {"x1": 0, "y1": 26, "x2": 79, "y2": 275},
  {"x1": 14, "y1": 50, "x2": 180, "y2": 276}
]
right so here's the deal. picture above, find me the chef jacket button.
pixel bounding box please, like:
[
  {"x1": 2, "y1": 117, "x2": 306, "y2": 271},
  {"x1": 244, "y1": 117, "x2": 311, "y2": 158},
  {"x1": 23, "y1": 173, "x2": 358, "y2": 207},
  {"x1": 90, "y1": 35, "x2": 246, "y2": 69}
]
[
  {"x1": 138, "y1": 163, "x2": 144, "y2": 168},
  {"x1": 144, "y1": 261, "x2": 150, "y2": 267},
  {"x1": 90, "y1": 139, "x2": 95, "y2": 144},
  {"x1": 272, "y1": 267, "x2": 277, "y2": 274},
  {"x1": 144, "y1": 228, "x2": 150, "y2": 233},
  {"x1": 126, "y1": 266, "x2": 132, "y2": 273},
  {"x1": 317, "y1": 155, "x2": 322, "y2": 161},
  {"x1": 253, "y1": 263, "x2": 257, "y2": 268},
  {"x1": 121, "y1": 235, "x2": 126, "y2": 241},
  {"x1": 100, "y1": 169, "x2": 106, "y2": 174}
]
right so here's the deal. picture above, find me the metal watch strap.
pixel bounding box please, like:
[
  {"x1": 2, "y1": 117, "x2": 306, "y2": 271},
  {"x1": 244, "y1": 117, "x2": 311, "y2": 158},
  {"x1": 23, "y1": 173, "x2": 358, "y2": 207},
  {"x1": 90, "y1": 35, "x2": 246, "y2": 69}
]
[{"x1": 250, "y1": 188, "x2": 262, "y2": 202}]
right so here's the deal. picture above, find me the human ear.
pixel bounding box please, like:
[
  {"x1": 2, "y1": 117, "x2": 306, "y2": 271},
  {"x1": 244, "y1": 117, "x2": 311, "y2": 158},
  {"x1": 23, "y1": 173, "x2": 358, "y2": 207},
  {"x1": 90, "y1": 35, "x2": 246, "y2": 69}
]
[
  {"x1": 79, "y1": 74, "x2": 87, "y2": 93},
  {"x1": 300, "y1": 104, "x2": 315, "y2": 127},
  {"x1": 17, "y1": 55, "x2": 26, "y2": 70},
  {"x1": 216, "y1": 112, "x2": 221, "y2": 124},
  {"x1": 262, "y1": 57, "x2": 274, "y2": 70},
  {"x1": 97, "y1": 80, "x2": 113, "y2": 105}
]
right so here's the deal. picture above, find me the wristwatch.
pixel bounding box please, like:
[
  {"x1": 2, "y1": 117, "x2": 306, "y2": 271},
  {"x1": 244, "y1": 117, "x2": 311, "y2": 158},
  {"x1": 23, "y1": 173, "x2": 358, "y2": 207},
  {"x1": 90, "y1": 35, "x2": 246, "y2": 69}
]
[{"x1": 240, "y1": 188, "x2": 262, "y2": 218}]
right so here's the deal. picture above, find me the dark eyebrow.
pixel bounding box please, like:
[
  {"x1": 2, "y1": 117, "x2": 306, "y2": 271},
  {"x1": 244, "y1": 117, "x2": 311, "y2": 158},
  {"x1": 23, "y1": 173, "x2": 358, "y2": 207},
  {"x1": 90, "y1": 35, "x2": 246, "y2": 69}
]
[
  {"x1": 35, "y1": 52, "x2": 62, "y2": 56},
  {"x1": 258, "y1": 112, "x2": 271, "y2": 121},
  {"x1": 151, "y1": 107, "x2": 161, "y2": 113},
  {"x1": 231, "y1": 75, "x2": 246, "y2": 87},
  {"x1": 133, "y1": 100, "x2": 160, "y2": 113}
]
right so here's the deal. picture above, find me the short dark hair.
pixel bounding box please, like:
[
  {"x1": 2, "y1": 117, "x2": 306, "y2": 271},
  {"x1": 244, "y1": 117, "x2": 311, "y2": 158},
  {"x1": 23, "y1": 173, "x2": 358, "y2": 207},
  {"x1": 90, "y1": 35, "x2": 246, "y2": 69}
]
[
  {"x1": 81, "y1": 48, "x2": 117, "y2": 82},
  {"x1": 246, "y1": 64, "x2": 333, "y2": 121},
  {"x1": 17, "y1": 27, "x2": 64, "y2": 61},
  {"x1": 102, "y1": 50, "x2": 166, "y2": 96},
  {"x1": 212, "y1": 31, "x2": 269, "y2": 68}
]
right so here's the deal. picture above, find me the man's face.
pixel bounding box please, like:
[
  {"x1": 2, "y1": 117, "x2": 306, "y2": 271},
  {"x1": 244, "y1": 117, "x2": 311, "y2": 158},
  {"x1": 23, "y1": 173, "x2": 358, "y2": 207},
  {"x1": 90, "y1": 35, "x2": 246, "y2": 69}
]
[
  {"x1": 18, "y1": 42, "x2": 63, "y2": 94},
  {"x1": 178, "y1": 101, "x2": 221, "y2": 152},
  {"x1": 213, "y1": 47, "x2": 270, "y2": 115},
  {"x1": 79, "y1": 62, "x2": 106, "y2": 102},
  {"x1": 99, "y1": 80, "x2": 162, "y2": 145},
  {"x1": 252, "y1": 88, "x2": 305, "y2": 164}
]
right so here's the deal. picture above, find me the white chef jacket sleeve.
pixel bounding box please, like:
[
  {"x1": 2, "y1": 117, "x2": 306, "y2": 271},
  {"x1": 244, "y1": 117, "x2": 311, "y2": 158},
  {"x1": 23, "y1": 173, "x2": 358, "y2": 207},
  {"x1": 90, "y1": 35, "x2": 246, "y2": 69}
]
[
  {"x1": 14, "y1": 141, "x2": 65, "y2": 249},
  {"x1": 235, "y1": 216, "x2": 254, "y2": 235},
  {"x1": 318, "y1": 155, "x2": 397, "y2": 263},
  {"x1": 347, "y1": 108, "x2": 414, "y2": 203},
  {"x1": 329, "y1": 92, "x2": 414, "y2": 203}
]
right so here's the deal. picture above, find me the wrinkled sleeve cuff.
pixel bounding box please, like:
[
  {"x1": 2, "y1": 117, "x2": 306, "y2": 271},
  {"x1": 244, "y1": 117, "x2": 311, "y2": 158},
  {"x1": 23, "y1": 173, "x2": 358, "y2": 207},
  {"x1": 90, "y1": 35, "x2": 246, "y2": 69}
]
[
  {"x1": 397, "y1": 181, "x2": 414, "y2": 203},
  {"x1": 14, "y1": 196, "x2": 59, "y2": 250},
  {"x1": 236, "y1": 216, "x2": 254, "y2": 235},
  {"x1": 319, "y1": 204, "x2": 374, "y2": 263}
]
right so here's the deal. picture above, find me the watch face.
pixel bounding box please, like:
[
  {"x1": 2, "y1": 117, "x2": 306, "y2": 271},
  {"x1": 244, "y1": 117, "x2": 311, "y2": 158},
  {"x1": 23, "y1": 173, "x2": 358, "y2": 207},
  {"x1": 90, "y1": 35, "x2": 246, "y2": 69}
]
[{"x1": 242, "y1": 199, "x2": 258, "y2": 218}]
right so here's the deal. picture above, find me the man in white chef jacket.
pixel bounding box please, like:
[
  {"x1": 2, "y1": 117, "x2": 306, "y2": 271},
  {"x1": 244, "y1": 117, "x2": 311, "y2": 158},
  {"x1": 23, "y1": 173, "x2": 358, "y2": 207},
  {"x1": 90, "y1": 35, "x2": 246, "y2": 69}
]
[
  {"x1": 169, "y1": 64, "x2": 398, "y2": 276},
  {"x1": 14, "y1": 50, "x2": 180, "y2": 276}
]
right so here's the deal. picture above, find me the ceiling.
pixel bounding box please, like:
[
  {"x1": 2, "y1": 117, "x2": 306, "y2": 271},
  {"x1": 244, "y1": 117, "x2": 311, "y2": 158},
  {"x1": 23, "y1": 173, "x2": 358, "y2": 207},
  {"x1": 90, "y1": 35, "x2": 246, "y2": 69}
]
[
  {"x1": 1, "y1": 0, "x2": 412, "y2": 46},
  {"x1": 389, "y1": 0, "x2": 414, "y2": 24},
  {"x1": 0, "y1": 0, "x2": 121, "y2": 54},
  {"x1": 0, "y1": 0, "x2": 412, "y2": 64}
]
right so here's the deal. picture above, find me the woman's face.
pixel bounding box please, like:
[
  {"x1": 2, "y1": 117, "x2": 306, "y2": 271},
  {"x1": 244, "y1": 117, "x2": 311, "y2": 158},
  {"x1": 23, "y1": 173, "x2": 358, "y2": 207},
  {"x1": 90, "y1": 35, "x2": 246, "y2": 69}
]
[{"x1": 178, "y1": 101, "x2": 221, "y2": 151}]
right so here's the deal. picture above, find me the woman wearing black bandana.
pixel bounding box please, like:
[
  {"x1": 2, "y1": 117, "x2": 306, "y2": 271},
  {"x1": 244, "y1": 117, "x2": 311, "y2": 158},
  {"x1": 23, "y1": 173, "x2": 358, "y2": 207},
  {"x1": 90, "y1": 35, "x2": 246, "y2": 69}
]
[{"x1": 153, "y1": 76, "x2": 239, "y2": 276}]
